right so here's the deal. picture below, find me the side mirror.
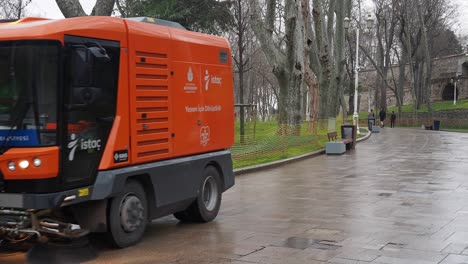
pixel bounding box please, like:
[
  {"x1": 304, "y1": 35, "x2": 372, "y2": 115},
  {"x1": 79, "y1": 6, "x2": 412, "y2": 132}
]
[
  {"x1": 68, "y1": 44, "x2": 108, "y2": 109},
  {"x1": 70, "y1": 46, "x2": 94, "y2": 88},
  {"x1": 88, "y1": 45, "x2": 111, "y2": 62}
]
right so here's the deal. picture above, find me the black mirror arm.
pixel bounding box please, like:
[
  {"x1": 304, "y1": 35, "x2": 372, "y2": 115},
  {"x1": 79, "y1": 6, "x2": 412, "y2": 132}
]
[{"x1": 85, "y1": 42, "x2": 110, "y2": 61}]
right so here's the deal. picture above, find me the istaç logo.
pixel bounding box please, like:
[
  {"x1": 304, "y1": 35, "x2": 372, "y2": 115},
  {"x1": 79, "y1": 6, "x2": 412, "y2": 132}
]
[
  {"x1": 67, "y1": 134, "x2": 102, "y2": 161},
  {"x1": 204, "y1": 70, "x2": 222, "y2": 91},
  {"x1": 204, "y1": 70, "x2": 210, "y2": 91},
  {"x1": 68, "y1": 134, "x2": 79, "y2": 161}
]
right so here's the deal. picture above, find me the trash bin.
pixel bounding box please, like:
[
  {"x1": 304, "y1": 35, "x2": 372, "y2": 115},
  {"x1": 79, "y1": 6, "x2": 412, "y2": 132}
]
[
  {"x1": 433, "y1": 120, "x2": 440, "y2": 131},
  {"x1": 341, "y1": 125, "x2": 357, "y2": 149}
]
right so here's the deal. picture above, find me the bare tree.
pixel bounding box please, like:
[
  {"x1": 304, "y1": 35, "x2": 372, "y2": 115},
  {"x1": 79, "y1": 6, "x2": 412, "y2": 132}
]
[
  {"x1": 0, "y1": 0, "x2": 31, "y2": 19},
  {"x1": 357, "y1": 0, "x2": 398, "y2": 112},
  {"x1": 249, "y1": 0, "x2": 312, "y2": 128},
  {"x1": 313, "y1": 0, "x2": 351, "y2": 119},
  {"x1": 230, "y1": 0, "x2": 252, "y2": 142},
  {"x1": 228, "y1": 1, "x2": 279, "y2": 127},
  {"x1": 397, "y1": 0, "x2": 454, "y2": 112},
  {"x1": 356, "y1": 0, "x2": 455, "y2": 120}
]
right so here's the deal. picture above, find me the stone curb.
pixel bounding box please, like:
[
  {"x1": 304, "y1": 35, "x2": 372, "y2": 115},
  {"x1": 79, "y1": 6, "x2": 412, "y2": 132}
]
[{"x1": 234, "y1": 128, "x2": 372, "y2": 176}]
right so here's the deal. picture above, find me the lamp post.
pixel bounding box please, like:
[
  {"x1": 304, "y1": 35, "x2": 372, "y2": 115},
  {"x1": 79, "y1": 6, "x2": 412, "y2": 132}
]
[
  {"x1": 451, "y1": 78, "x2": 457, "y2": 105},
  {"x1": 365, "y1": 15, "x2": 374, "y2": 112},
  {"x1": 344, "y1": 17, "x2": 360, "y2": 132},
  {"x1": 344, "y1": 15, "x2": 373, "y2": 134}
]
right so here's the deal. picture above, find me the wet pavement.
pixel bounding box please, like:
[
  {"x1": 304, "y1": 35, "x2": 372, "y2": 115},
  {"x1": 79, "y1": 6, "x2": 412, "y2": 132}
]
[{"x1": 3, "y1": 128, "x2": 468, "y2": 263}]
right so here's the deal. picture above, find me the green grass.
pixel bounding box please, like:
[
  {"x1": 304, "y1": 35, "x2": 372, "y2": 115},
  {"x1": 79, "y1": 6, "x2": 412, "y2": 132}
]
[{"x1": 234, "y1": 121, "x2": 278, "y2": 144}]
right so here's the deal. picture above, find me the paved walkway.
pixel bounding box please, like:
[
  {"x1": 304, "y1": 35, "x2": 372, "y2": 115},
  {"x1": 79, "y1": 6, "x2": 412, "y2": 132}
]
[{"x1": 4, "y1": 128, "x2": 468, "y2": 263}]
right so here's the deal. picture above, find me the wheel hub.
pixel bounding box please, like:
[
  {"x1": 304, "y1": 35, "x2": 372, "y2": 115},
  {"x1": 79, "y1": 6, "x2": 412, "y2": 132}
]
[
  {"x1": 202, "y1": 176, "x2": 218, "y2": 211},
  {"x1": 120, "y1": 195, "x2": 144, "y2": 232}
]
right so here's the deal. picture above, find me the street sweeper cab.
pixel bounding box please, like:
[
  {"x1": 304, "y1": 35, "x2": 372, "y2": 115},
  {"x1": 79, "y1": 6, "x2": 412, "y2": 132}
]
[{"x1": 0, "y1": 16, "x2": 234, "y2": 248}]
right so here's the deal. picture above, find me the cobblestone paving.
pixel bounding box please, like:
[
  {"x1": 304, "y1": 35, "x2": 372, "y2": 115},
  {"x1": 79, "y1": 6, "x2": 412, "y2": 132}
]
[{"x1": 3, "y1": 128, "x2": 468, "y2": 263}]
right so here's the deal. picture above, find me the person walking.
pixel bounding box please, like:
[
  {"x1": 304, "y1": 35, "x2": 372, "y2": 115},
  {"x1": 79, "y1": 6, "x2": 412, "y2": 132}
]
[
  {"x1": 368, "y1": 109, "x2": 375, "y2": 130},
  {"x1": 390, "y1": 111, "x2": 396, "y2": 128},
  {"x1": 379, "y1": 109, "x2": 386, "y2": 127}
]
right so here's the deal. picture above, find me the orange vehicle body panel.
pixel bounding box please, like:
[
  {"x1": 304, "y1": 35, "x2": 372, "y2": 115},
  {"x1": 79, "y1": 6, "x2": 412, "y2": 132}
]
[
  {"x1": 0, "y1": 17, "x2": 128, "y2": 46},
  {"x1": 169, "y1": 27, "x2": 235, "y2": 158},
  {"x1": 118, "y1": 19, "x2": 234, "y2": 167},
  {"x1": 0, "y1": 147, "x2": 59, "y2": 180},
  {"x1": 126, "y1": 21, "x2": 173, "y2": 164},
  {"x1": 0, "y1": 16, "x2": 234, "y2": 179}
]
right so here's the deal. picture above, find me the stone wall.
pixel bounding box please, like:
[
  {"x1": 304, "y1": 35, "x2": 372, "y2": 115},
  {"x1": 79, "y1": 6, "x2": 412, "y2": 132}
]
[
  {"x1": 385, "y1": 109, "x2": 468, "y2": 128},
  {"x1": 358, "y1": 53, "x2": 468, "y2": 112}
]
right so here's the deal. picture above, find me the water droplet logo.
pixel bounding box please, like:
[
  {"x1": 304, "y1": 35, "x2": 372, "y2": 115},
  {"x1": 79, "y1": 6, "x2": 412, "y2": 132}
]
[
  {"x1": 187, "y1": 67, "x2": 194, "y2": 82},
  {"x1": 184, "y1": 66, "x2": 198, "y2": 93}
]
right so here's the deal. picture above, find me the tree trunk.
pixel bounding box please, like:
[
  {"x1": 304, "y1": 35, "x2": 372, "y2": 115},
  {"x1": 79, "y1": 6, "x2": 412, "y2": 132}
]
[
  {"x1": 313, "y1": 1, "x2": 331, "y2": 119},
  {"x1": 328, "y1": 1, "x2": 346, "y2": 117},
  {"x1": 283, "y1": 0, "x2": 305, "y2": 128},
  {"x1": 401, "y1": 23, "x2": 417, "y2": 114},
  {"x1": 16, "y1": 0, "x2": 22, "y2": 19},
  {"x1": 55, "y1": 0, "x2": 87, "y2": 17},
  {"x1": 90, "y1": 0, "x2": 116, "y2": 16},
  {"x1": 55, "y1": 0, "x2": 115, "y2": 17},
  {"x1": 302, "y1": 0, "x2": 319, "y2": 133},
  {"x1": 416, "y1": 0, "x2": 433, "y2": 115},
  {"x1": 397, "y1": 45, "x2": 407, "y2": 118},
  {"x1": 249, "y1": 0, "x2": 305, "y2": 129},
  {"x1": 235, "y1": 0, "x2": 246, "y2": 143}
]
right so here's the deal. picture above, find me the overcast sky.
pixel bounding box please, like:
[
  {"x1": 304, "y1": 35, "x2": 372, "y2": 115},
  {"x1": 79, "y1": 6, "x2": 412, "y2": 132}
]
[
  {"x1": 25, "y1": 0, "x2": 94, "y2": 18},
  {"x1": 452, "y1": 0, "x2": 468, "y2": 36},
  {"x1": 25, "y1": 0, "x2": 468, "y2": 36}
]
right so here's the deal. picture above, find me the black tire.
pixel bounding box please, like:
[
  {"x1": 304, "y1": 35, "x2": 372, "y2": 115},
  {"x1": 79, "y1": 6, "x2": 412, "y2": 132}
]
[
  {"x1": 174, "y1": 166, "x2": 222, "y2": 223},
  {"x1": 173, "y1": 210, "x2": 192, "y2": 222},
  {"x1": 108, "y1": 180, "x2": 148, "y2": 248}
]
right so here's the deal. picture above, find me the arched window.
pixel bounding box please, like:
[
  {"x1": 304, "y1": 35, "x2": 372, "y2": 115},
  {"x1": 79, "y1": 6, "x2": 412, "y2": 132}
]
[{"x1": 442, "y1": 83, "x2": 458, "y2": 100}]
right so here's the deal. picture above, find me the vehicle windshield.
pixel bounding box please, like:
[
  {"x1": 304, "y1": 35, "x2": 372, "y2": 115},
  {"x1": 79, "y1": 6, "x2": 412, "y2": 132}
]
[{"x1": 0, "y1": 40, "x2": 59, "y2": 149}]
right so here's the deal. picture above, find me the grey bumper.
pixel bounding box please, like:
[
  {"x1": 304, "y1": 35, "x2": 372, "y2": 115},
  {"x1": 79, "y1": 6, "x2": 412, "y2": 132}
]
[{"x1": 0, "y1": 186, "x2": 93, "y2": 209}]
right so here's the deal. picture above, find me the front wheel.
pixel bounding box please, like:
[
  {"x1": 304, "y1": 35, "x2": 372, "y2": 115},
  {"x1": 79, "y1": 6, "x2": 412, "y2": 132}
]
[
  {"x1": 108, "y1": 180, "x2": 148, "y2": 248},
  {"x1": 174, "y1": 166, "x2": 222, "y2": 222}
]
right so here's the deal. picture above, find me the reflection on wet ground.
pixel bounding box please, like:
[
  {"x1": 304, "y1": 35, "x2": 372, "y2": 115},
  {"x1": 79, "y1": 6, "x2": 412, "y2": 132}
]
[{"x1": 3, "y1": 128, "x2": 468, "y2": 263}]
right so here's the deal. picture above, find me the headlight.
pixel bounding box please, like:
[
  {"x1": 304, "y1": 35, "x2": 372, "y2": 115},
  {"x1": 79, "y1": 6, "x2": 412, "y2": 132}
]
[
  {"x1": 19, "y1": 160, "x2": 29, "y2": 169},
  {"x1": 8, "y1": 161, "x2": 16, "y2": 171},
  {"x1": 33, "y1": 158, "x2": 42, "y2": 167}
]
